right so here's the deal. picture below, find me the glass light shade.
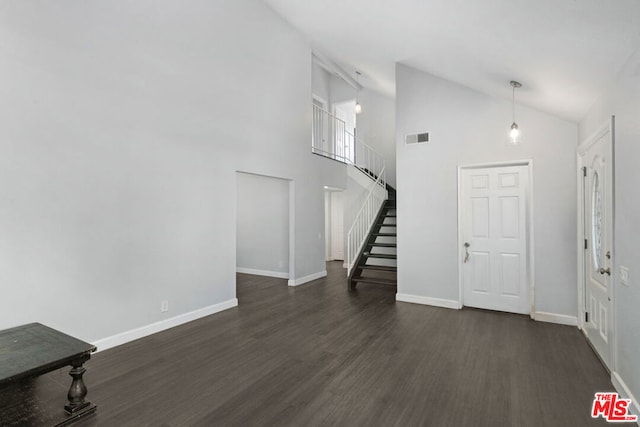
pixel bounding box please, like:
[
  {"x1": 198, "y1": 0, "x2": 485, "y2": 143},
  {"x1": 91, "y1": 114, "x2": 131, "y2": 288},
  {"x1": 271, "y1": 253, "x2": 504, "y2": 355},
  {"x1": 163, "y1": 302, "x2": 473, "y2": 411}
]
[
  {"x1": 354, "y1": 102, "x2": 362, "y2": 114},
  {"x1": 509, "y1": 122, "x2": 520, "y2": 145}
]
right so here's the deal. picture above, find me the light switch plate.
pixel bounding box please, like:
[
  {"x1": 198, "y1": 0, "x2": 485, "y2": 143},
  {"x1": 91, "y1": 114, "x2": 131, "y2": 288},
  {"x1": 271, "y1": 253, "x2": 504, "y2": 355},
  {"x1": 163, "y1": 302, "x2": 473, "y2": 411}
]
[{"x1": 620, "y1": 266, "x2": 630, "y2": 287}]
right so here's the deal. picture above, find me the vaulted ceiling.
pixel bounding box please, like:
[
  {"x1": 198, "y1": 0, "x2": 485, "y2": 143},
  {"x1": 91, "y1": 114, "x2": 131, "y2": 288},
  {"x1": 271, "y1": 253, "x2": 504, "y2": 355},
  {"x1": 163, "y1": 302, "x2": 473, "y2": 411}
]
[{"x1": 264, "y1": 0, "x2": 640, "y2": 122}]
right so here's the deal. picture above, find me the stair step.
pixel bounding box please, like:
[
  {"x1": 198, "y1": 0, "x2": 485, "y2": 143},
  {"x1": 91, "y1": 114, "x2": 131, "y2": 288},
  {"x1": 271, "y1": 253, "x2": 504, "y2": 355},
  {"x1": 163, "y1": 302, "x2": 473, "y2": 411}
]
[
  {"x1": 383, "y1": 214, "x2": 397, "y2": 218},
  {"x1": 359, "y1": 264, "x2": 397, "y2": 272},
  {"x1": 363, "y1": 252, "x2": 397, "y2": 259},
  {"x1": 377, "y1": 223, "x2": 396, "y2": 227},
  {"x1": 352, "y1": 276, "x2": 397, "y2": 286},
  {"x1": 368, "y1": 242, "x2": 396, "y2": 248},
  {"x1": 371, "y1": 233, "x2": 396, "y2": 237}
]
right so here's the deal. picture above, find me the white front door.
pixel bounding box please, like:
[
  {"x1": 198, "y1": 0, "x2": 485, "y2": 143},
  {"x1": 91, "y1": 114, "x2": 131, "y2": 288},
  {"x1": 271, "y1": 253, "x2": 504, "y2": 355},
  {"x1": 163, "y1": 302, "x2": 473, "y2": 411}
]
[
  {"x1": 579, "y1": 120, "x2": 614, "y2": 370},
  {"x1": 461, "y1": 165, "x2": 530, "y2": 314}
]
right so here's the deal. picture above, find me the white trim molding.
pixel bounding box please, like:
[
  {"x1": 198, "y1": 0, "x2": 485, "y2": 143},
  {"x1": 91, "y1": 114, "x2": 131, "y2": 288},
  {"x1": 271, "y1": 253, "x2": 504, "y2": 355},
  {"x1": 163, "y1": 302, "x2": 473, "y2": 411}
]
[
  {"x1": 533, "y1": 311, "x2": 578, "y2": 326},
  {"x1": 288, "y1": 270, "x2": 327, "y2": 287},
  {"x1": 396, "y1": 293, "x2": 462, "y2": 310},
  {"x1": 93, "y1": 298, "x2": 238, "y2": 352},
  {"x1": 236, "y1": 267, "x2": 289, "y2": 279},
  {"x1": 612, "y1": 371, "x2": 640, "y2": 424}
]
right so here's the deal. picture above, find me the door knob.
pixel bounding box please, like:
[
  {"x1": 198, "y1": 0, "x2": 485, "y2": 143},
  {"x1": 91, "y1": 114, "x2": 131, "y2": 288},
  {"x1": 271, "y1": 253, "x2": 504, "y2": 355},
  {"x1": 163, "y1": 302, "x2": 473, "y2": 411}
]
[
  {"x1": 463, "y1": 242, "x2": 470, "y2": 263},
  {"x1": 599, "y1": 267, "x2": 611, "y2": 276}
]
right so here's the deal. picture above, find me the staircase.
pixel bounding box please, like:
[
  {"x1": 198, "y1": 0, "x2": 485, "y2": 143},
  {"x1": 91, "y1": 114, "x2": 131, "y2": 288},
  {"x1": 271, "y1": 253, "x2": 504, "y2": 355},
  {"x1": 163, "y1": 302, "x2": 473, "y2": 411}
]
[{"x1": 348, "y1": 185, "x2": 396, "y2": 290}]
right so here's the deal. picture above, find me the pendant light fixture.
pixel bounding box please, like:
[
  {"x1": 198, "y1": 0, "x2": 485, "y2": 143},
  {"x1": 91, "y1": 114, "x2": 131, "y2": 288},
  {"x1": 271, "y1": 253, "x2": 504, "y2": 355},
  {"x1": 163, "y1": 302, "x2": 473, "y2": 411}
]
[
  {"x1": 509, "y1": 80, "x2": 522, "y2": 145},
  {"x1": 354, "y1": 70, "x2": 362, "y2": 114}
]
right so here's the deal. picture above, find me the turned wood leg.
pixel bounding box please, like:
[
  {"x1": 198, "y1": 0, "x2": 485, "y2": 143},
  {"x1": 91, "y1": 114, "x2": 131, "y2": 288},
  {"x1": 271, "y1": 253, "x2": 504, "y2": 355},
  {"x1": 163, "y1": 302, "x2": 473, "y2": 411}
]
[{"x1": 64, "y1": 356, "x2": 91, "y2": 414}]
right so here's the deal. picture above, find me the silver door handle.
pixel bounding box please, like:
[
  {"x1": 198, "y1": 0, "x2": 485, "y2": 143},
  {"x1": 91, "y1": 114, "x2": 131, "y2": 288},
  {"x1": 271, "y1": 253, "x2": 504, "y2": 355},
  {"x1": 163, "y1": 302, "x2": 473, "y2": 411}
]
[
  {"x1": 599, "y1": 267, "x2": 611, "y2": 276},
  {"x1": 464, "y1": 242, "x2": 470, "y2": 263}
]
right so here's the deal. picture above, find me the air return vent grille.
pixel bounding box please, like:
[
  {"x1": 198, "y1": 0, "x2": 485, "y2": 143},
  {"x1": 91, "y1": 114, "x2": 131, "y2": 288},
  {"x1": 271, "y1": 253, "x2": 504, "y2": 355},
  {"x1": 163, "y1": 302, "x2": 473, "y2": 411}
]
[{"x1": 406, "y1": 132, "x2": 429, "y2": 144}]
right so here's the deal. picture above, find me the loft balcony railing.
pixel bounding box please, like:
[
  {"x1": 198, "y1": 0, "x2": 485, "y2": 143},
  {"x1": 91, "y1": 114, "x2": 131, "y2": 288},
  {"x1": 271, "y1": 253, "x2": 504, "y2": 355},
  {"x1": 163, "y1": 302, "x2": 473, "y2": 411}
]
[{"x1": 312, "y1": 104, "x2": 385, "y2": 182}]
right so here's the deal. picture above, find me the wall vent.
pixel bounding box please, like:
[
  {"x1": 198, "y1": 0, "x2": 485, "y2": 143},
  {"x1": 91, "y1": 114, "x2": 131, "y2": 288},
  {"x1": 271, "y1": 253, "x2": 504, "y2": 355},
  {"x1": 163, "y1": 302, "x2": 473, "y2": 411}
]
[{"x1": 406, "y1": 132, "x2": 429, "y2": 144}]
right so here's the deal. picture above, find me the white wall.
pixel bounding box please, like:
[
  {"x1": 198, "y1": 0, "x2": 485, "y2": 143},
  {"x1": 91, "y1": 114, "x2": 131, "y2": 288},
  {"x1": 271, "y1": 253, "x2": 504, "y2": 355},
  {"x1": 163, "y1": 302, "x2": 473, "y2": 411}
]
[
  {"x1": 329, "y1": 75, "x2": 356, "y2": 104},
  {"x1": 356, "y1": 89, "x2": 397, "y2": 188},
  {"x1": 396, "y1": 64, "x2": 578, "y2": 317},
  {"x1": 580, "y1": 47, "x2": 640, "y2": 412},
  {"x1": 236, "y1": 173, "x2": 289, "y2": 277},
  {"x1": 312, "y1": 62, "x2": 331, "y2": 104},
  {"x1": 0, "y1": 0, "x2": 346, "y2": 344},
  {"x1": 311, "y1": 65, "x2": 355, "y2": 107}
]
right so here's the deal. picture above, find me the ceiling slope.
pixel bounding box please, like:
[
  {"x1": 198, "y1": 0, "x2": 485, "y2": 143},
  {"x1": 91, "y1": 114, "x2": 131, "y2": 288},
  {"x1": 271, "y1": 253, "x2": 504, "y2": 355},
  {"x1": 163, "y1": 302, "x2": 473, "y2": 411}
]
[{"x1": 264, "y1": 0, "x2": 640, "y2": 121}]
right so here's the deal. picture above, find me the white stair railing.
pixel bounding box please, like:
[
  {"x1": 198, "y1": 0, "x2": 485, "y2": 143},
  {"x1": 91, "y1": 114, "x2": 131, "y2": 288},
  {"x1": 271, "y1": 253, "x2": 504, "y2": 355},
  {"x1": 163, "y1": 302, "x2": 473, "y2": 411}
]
[
  {"x1": 346, "y1": 166, "x2": 387, "y2": 276},
  {"x1": 312, "y1": 104, "x2": 355, "y2": 164},
  {"x1": 353, "y1": 142, "x2": 385, "y2": 186}
]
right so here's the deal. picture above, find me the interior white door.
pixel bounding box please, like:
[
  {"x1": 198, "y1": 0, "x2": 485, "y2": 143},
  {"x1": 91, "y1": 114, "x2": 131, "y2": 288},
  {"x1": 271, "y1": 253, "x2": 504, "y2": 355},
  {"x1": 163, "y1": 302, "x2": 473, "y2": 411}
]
[
  {"x1": 330, "y1": 192, "x2": 344, "y2": 261},
  {"x1": 580, "y1": 123, "x2": 613, "y2": 369},
  {"x1": 461, "y1": 165, "x2": 529, "y2": 314},
  {"x1": 312, "y1": 97, "x2": 328, "y2": 154}
]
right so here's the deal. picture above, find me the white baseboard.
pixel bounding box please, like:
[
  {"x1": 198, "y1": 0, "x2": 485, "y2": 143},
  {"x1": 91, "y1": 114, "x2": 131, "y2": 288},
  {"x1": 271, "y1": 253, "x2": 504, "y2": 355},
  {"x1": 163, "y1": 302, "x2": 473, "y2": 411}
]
[
  {"x1": 92, "y1": 298, "x2": 238, "y2": 352},
  {"x1": 236, "y1": 267, "x2": 289, "y2": 279},
  {"x1": 612, "y1": 371, "x2": 640, "y2": 424},
  {"x1": 534, "y1": 311, "x2": 577, "y2": 326},
  {"x1": 396, "y1": 293, "x2": 462, "y2": 310},
  {"x1": 288, "y1": 270, "x2": 327, "y2": 287}
]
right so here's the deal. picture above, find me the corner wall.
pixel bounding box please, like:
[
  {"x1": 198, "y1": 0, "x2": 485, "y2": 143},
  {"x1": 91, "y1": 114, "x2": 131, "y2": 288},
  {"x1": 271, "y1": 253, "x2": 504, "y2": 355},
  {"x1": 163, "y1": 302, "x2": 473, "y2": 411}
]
[
  {"x1": 0, "y1": 0, "x2": 346, "y2": 345},
  {"x1": 395, "y1": 64, "x2": 578, "y2": 318}
]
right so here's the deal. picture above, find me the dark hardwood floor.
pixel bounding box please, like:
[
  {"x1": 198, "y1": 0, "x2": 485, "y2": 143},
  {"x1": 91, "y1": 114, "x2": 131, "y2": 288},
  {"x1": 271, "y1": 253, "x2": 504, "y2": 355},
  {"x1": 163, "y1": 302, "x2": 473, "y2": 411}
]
[{"x1": 1, "y1": 261, "x2": 621, "y2": 426}]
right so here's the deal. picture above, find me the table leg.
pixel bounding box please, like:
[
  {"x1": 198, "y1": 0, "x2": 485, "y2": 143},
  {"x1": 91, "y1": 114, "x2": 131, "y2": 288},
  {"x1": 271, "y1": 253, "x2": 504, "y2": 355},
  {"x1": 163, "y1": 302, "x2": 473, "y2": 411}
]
[{"x1": 64, "y1": 356, "x2": 93, "y2": 415}]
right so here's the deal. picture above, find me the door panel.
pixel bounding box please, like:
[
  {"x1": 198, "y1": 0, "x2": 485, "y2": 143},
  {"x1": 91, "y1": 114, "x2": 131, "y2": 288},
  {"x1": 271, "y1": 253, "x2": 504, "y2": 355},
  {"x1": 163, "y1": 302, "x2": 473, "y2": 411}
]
[
  {"x1": 500, "y1": 196, "x2": 519, "y2": 238},
  {"x1": 471, "y1": 252, "x2": 491, "y2": 293},
  {"x1": 580, "y1": 122, "x2": 613, "y2": 369},
  {"x1": 472, "y1": 197, "x2": 490, "y2": 237},
  {"x1": 499, "y1": 253, "x2": 520, "y2": 296},
  {"x1": 461, "y1": 165, "x2": 529, "y2": 314}
]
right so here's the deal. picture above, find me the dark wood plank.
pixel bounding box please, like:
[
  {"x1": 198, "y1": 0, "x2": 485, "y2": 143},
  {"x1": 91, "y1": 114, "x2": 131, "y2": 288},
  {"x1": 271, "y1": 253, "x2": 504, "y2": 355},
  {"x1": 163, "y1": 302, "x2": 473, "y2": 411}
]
[{"x1": 0, "y1": 262, "x2": 618, "y2": 426}]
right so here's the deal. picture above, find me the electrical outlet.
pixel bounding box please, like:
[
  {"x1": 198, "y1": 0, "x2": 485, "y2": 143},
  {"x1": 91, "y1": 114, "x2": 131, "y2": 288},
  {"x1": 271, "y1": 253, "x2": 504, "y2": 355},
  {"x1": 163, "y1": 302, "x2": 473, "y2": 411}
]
[
  {"x1": 620, "y1": 266, "x2": 630, "y2": 287},
  {"x1": 161, "y1": 300, "x2": 169, "y2": 312}
]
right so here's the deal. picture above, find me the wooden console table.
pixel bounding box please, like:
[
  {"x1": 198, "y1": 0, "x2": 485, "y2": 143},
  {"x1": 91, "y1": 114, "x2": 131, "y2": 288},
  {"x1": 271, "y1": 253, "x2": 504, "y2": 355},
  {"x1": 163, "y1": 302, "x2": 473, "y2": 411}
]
[{"x1": 0, "y1": 323, "x2": 97, "y2": 425}]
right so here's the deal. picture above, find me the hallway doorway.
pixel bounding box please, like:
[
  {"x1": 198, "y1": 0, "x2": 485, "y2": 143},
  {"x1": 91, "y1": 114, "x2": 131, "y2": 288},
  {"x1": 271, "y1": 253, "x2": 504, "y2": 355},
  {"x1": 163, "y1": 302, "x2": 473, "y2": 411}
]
[{"x1": 324, "y1": 187, "x2": 345, "y2": 263}]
